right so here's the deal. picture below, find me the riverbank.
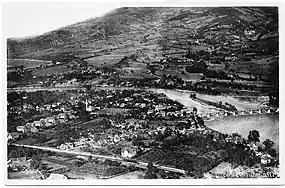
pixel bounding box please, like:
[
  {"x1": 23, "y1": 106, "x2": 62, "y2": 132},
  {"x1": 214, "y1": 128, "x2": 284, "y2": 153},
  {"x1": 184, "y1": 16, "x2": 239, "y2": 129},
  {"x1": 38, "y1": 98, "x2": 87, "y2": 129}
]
[
  {"x1": 207, "y1": 114, "x2": 279, "y2": 150},
  {"x1": 151, "y1": 89, "x2": 221, "y2": 114},
  {"x1": 153, "y1": 88, "x2": 279, "y2": 152}
]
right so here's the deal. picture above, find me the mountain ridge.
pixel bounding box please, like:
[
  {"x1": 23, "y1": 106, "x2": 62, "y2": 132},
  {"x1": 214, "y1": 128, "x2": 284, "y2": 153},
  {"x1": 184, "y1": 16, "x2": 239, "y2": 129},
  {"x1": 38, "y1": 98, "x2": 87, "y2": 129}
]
[{"x1": 7, "y1": 7, "x2": 278, "y2": 62}]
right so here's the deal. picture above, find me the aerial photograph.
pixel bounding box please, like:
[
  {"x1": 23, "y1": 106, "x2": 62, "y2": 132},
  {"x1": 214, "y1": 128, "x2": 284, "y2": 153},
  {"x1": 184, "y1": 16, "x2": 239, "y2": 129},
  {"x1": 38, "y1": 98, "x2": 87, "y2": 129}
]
[{"x1": 5, "y1": 3, "x2": 279, "y2": 181}]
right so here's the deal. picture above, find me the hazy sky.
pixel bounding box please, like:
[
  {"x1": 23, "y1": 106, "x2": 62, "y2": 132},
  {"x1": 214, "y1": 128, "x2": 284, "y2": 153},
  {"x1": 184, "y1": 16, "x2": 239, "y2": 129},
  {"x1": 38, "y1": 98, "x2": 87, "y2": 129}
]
[
  {"x1": 3, "y1": 2, "x2": 123, "y2": 38},
  {"x1": 3, "y1": 0, "x2": 170, "y2": 39},
  {"x1": 3, "y1": 0, "x2": 275, "y2": 39}
]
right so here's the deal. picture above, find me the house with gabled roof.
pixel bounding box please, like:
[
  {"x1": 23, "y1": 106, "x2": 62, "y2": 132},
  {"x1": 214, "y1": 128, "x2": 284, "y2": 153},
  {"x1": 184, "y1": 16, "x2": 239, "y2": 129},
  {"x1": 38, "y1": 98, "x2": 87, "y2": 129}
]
[
  {"x1": 16, "y1": 125, "x2": 28, "y2": 133},
  {"x1": 121, "y1": 146, "x2": 140, "y2": 158},
  {"x1": 33, "y1": 121, "x2": 42, "y2": 127},
  {"x1": 46, "y1": 117, "x2": 56, "y2": 125}
]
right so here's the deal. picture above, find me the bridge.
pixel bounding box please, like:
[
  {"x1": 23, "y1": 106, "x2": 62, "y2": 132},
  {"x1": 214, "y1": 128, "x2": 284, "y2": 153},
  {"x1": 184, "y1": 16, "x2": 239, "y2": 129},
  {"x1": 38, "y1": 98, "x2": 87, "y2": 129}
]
[{"x1": 202, "y1": 108, "x2": 279, "y2": 121}]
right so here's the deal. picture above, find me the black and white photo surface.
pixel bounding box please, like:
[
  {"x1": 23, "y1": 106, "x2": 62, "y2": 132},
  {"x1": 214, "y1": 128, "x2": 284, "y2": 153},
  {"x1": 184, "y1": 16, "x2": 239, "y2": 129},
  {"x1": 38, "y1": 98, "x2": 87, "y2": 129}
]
[{"x1": 3, "y1": 1, "x2": 282, "y2": 185}]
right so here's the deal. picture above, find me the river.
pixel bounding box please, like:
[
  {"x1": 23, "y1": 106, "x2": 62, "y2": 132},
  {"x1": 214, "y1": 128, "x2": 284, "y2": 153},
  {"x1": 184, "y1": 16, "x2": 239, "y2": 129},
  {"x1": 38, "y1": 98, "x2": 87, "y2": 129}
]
[
  {"x1": 152, "y1": 89, "x2": 279, "y2": 150},
  {"x1": 206, "y1": 114, "x2": 279, "y2": 150},
  {"x1": 151, "y1": 88, "x2": 220, "y2": 114}
]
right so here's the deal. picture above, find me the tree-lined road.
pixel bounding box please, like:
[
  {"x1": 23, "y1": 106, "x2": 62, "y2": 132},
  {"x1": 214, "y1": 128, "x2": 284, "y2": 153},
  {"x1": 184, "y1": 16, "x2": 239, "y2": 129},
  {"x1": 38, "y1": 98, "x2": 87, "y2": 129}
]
[{"x1": 11, "y1": 143, "x2": 186, "y2": 175}]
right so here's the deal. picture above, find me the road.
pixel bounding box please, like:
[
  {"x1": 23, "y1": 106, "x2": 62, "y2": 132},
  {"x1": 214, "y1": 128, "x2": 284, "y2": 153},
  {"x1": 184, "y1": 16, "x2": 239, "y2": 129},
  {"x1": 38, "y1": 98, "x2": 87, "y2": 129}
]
[
  {"x1": 7, "y1": 86, "x2": 142, "y2": 92},
  {"x1": 11, "y1": 143, "x2": 186, "y2": 175},
  {"x1": 7, "y1": 86, "x2": 86, "y2": 92}
]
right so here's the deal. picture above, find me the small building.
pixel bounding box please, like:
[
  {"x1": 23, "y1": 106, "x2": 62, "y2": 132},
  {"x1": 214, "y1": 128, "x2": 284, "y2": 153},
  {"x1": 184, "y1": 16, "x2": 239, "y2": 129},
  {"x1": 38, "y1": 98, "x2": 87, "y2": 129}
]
[
  {"x1": 16, "y1": 126, "x2": 26, "y2": 133},
  {"x1": 113, "y1": 135, "x2": 120, "y2": 143},
  {"x1": 59, "y1": 143, "x2": 74, "y2": 150},
  {"x1": 248, "y1": 142, "x2": 258, "y2": 151},
  {"x1": 45, "y1": 122, "x2": 53, "y2": 128},
  {"x1": 33, "y1": 121, "x2": 42, "y2": 127},
  {"x1": 69, "y1": 114, "x2": 76, "y2": 120},
  {"x1": 40, "y1": 118, "x2": 47, "y2": 124},
  {"x1": 86, "y1": 105, "x2": 95, "y2": 112},
  {"x1": 46, "y1": 117, "x2": 56, "y2": 125},
  {"x1": 58, "y1": 113, "x2": 67, "y2": 120},
  {"x1": 76, "y1": 155, "x2": 90, "y2": 161},
  {"x1": 261, "y1": 154, "x2": 272, "y2": 165},
  {"x1": 90, "y1": 142, "x2": 102, "y2": 149},
  {"x1": 7, "y1": 132, "x2": 22, "y2": 141},
  {"x1": 121, "y1": 146, "x2": 140, "y2": 158}
]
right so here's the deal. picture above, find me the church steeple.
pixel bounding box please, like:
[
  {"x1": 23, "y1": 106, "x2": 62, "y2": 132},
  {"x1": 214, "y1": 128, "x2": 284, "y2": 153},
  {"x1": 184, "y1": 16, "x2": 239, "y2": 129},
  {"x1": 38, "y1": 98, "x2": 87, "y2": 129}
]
[{"x1": 85, "y1": 99, "x2": 88, "y2": 111}]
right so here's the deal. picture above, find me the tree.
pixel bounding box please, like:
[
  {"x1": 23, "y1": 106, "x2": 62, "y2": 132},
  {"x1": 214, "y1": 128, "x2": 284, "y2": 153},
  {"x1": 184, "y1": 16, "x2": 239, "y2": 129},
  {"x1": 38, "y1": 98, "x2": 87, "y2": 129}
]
[
  {"x1": 268, "y1": 148, "x2": 277, "y2": 158},
  {"x1": 163, "y1": 127, "x2": 172, "y2": 137},
  {"x1": 155, "y1": 132, "x2": 164, "y2": 141},
  {"x1": 162, "y1": 138, "x2": 172, "y2": 149},
  {"x1": 268, "y1": 61, "x2": 279, "y2": 106},
  {"x1": 8, "y1": 150, "x2": 18, "y2": 159},
  {"x1": 248, "y1": 130, "x2": 260, "y2": 143},
  {"x1": 218, "y1": 101, "x2": 222, "y2": 107},
  {"x1": 190, "y1": 93, "x2": 196, "y2": 99},
  {"x1": 30, "y1": 156, "x2": 41, "y2": 170},
  {"x1": 263, "y1": 139, "x2": 274, "y2": 151},
  {"x1": 132, "y1": 138, "x2": 144, "y2": 147},
  {"x1": 84, "y1": 84, "x2": 92, "y2": 91},
  {"x1": 232, "y1": 132, "x2": 241, "y2": 138},
  {"x1": 232, "y1": 145, "x2": 246, "y2": 166},
  {"x1": 144, "y1": 170, "x2": 158, "y2": 179},
  {"x1": 144, "y1": 162, "x2": 158, "y2": 179},
  {"x1": 76, "y1": 101, "x2": 90, "y2": 120}
]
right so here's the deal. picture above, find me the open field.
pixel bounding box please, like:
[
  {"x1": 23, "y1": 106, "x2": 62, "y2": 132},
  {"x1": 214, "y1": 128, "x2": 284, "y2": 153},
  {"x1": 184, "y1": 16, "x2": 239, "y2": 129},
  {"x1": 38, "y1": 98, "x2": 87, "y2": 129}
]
[
  {"x1": 8, "y1": 170, "x2": 42, "y2": 180},
  {"x1": 7, "y1": 59, "x2": 51, "y2": 68},
  {"x1": 31, "y1": 65, "x2": 68, "y2": 76},
  {"x1": 111, "y1": 171, "x2": 145, "y2": 179},
  {"x1": 156, "y1": 69, "x2": 204, "y2": 82},
  {"x1": 15, "y1": 137, "x2": 39, "y2": 145},
  {"x1": 181, "y1": 73, "x2": 204, "y2": 81},
  {"x1": 7, "y1": 81, "x2": 20, "y2": 87},
  {"x1": 85, "y1": 55, "x2": 125, "y2": 67},
  {"x1": 228, "y1": 58, "x2": 276, "y2": 75}
]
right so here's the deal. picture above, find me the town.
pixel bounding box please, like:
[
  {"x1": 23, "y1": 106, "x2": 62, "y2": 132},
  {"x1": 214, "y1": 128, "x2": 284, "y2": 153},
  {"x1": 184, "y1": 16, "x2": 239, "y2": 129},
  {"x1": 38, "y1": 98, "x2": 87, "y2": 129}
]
[
  {"x1": 7, "y1": 84, "x2": 279, "y2": 179},
  {"x1": 6, "y1": 6, "x2": 279, "y2": 180}
]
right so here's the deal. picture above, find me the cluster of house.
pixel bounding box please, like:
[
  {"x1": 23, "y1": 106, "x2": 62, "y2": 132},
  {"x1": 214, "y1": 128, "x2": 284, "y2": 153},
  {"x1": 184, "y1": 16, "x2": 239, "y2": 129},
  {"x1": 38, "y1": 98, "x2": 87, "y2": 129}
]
[
  {"x1": 159, "y1": 57, "x2": 193, "y2": 64},
  {"x1": 148, "y1": 120, "x2": 214, "y2": 140},
  {"x1": 83, "y1": 89, "x2": 184, "y2": 118},
  {"x1": 146, "y1": 106, "x2": 191, "y2": 119},
  {"x1": 33, "y1": 62, "x2": 118, "y2": 87},
  {"x1": 7, "y1": 132, "x2": 23, "y2": 142},
  {"x1": 56, "y1": 107, "x2": 215, "y2": 161},
  {"x1": 21, "y1": 100, "x2": 76, "y2": 114},
  {"x1": 57, "y1": 127, "x2": 140, "y2": 152},
  {"x1": 15, "y1": 112, "x2": 75, "y2": 134},
  {"x1": 8, "y1": 156, "x2": 69, "y2": 180},
  {"x1": 8, "y1": 157, "x2": 33, "y2": 173}
]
